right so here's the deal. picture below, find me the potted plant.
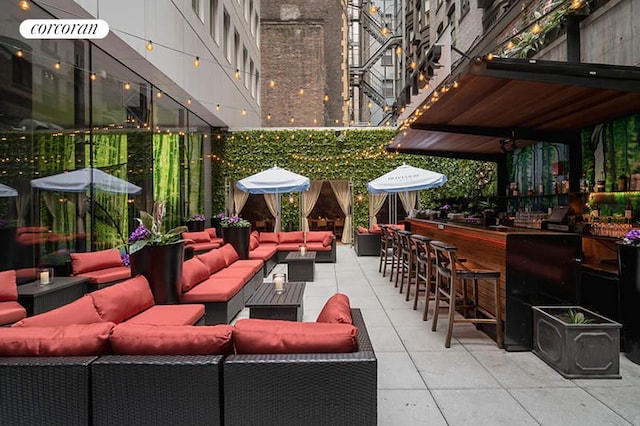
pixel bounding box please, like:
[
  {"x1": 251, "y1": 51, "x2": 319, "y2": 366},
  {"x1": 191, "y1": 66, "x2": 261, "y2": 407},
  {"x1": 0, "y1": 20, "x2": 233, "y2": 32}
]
[
  {"x1": 185, "y1": 213, "x2": 206, "y2": 232},
  {"x1": 532, "y1": 306, "x2": 621, "y2": 379},
  {"x1": 618, "y1": 228, "x2": 640, "y2": 364},
  {"x1": 128, "y1": 202, "x2": 187, "y2": 304},
  {"x1": 220, "y1": 214, "x2": 251, "y2": 260}
]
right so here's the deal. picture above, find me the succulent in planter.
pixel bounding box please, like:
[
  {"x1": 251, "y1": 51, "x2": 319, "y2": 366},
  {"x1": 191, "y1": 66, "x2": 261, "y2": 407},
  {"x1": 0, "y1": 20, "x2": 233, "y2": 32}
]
[
  {"x1": 128, "y1": 202, "x2": 187, "y2": 254},
  {"x1": 566, "y1": 309, "x2": 594, "y2": 324}
]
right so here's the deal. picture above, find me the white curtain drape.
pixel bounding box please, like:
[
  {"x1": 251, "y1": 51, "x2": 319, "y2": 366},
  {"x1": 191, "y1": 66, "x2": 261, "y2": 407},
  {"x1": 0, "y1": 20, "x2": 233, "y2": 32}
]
[
  {"x1": 43, "y1": 192, "x2": 58, "y2": 229},
  {"x1": 368, "y1": 193, "x2": 387, "y2": 227},
  {"x1": 301, "y1": 181, "x2": 323, "y2": 232},
  {"x1": 398, "y1": 190, "x2": 418, "y2": 216},
  {"x1": 15, "y1": 192, "x2": 30, "y2": 227},
  {"x1": 329, "y1": 180, "x2": 352, "y2": 244},
  {"x1": 77, "y1": 193, "x2": 88, "y2": 235},
  {"x1": 232, "y1": 185, "x2": 249, "y2": 216},
  {"x1": 263, "y1": 194, "x2": 279, "y2": 231}
]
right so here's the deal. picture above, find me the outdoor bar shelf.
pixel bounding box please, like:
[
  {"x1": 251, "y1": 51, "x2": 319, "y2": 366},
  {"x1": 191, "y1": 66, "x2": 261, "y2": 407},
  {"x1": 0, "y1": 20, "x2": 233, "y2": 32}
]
[{"x1": 406, "y1": 218, "x2": 583, "y2": 351}]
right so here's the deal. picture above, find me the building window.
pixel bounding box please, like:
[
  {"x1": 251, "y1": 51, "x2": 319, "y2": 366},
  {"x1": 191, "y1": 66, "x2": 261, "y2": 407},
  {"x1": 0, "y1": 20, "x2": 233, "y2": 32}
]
[
  {"x1": 381, "y1": 50, "x2": 393, "y2": 66},
  {"x1": 192, "y1": 0, "x2": 201, "y2": 19},
  {"x1": 460, "y1": 0, "x2": 470, "y2": 20},
  {"x1": 250, "y1": 59, "x2": 256, "y2": 98},
  {"x1": 243, "y1": 47, "x2": 249, "y2": 88},
  {"x1": 249, "y1": 1, "x2": 254, "y2": 29},
  {"x1": 383, "y1": 79, "x2": 394, "y2": 98},
  {"x1": 209, "y1": 0, "x2": 218, "y2": 43},
  {"x1": 255, "y1": 70, "x2": 260, "y2": 105},
  {"x1": 223, "y1": 9, "x2": 230, "y2": 62},
  {"x1": 234, "y1": 31, "x2": 240, "y2": 71}
]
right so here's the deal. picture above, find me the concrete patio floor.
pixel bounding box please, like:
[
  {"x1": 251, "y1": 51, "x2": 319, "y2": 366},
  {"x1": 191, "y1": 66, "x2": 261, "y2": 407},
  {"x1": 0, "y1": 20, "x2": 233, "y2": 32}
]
[{"x1": 236, "y1": 244, "x2": 640, "y2": 425}]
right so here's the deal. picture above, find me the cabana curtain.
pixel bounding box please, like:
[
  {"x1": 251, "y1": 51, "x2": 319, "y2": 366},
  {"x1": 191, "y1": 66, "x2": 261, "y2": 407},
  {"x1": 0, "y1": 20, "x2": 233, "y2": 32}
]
[
  {"x1": 301, "y1": 181, "x2": 323, "y2": 232},
  {"x1": 368, "y1": 193, "x2": 387, "y2": 227},
  {"x1": 233, "y1": 186, "x2": 249, "y2": 215},
  {"x1": 263, "y1": 194, "x2": 278, "y2": 231},
  {"x1": 398, "y1": 191, "x2": 418, "y2": 215},
  {"x1": 329, "y1": 180, "x2": 352, "y2": 244}
]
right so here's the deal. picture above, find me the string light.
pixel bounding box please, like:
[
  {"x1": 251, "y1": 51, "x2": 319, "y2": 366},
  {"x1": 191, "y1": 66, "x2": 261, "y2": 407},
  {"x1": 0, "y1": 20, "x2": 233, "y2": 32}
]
[
  {"x1": 187, "y1": 98, "x2": 192, "y2": 105},
  {"x1": 369, "y1": 4, "x2": 378, "y2": 14},
  {"x1": 15, "y1": 49, "x2": 23, "y2": 58},
  {"x1": 145, "y1": 40, "x2": 154, "y2": 51},
  {"x1": 54, "y1": 61, "x2": 61, "y2": 70},
  {"x1": 290, "y1": 117, "x2": 295, "y2": 123},
  {"x1": 506, "y1": 41, "x2": 515, "y2": 50},
  {"x1": 299, "y1": 88, "x2": 304, "y2": 96},
  {"x1": 486, "y1": 52, "x2": 495, "y2": 61},
  {"x1": 266, "y1": 113, "x2": 272, "y2": 120},
  {"x1": 241, "y1": 109, "x2": 247, "y2": 115},
  {"x1": 395, "y1": 46, "x2": 403, "y2": 56},
  {"x1": 124, "y1": 82, "x2": 131, "y2": 90},
  {"x1": 381, "y1": 25, "x2": 390, "y2": 36},
  {"x1": 156, "y1": 91, "x2": 163, "y2": 98},
  {"x1": 90, "y1": 72, "x2": 97, "y2": 81},
  {"x1": 193, "y1": 56, "x2": 200, "y2": 67},
  {"x1": 269, "y1": 80, "x2": 276, "y2": 88},
  {"x1": 410, "y1": 61, "x2": 417, "y2": 69},
  {"x1": 531, "y1": 23, "x2": 542, "y2": 34},
  {"x1": 571, "y1": 0, "x2": 583, "y2": 8},
  {"x1": 18, "y1": 0, "x2": 29, "y2": 10},
  {"x1": 215, "y1": 104, "x2": 220, "y2": 111},
  {"x1": 323, "y1": 94, "x2": 329, "y2": 103}
]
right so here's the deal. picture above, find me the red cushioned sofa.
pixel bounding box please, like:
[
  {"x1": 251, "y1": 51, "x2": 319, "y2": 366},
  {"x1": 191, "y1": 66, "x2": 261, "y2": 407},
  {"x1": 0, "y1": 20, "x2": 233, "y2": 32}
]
[
  {"x1": 180, "y1": 244, "x2": 264, "y2": 324},
  {"x1": 0, "y1": 270, "x2": 26, "y2": 326},
  {"x1": 70, "y1": 248, "x2": 132, "y2": 291},
  {"x1": 0, "y1": 293, "x2": 376, "y2": 426},
  {"x1": 182, "y1": 227, "x2": 224, "y2": 255}
]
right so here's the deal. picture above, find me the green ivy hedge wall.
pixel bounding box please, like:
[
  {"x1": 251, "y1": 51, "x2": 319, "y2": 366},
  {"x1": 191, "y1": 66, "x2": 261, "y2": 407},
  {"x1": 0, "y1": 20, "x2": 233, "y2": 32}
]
[{"x1": 213, "y1": 129, "x2": 497, "y2": 229}]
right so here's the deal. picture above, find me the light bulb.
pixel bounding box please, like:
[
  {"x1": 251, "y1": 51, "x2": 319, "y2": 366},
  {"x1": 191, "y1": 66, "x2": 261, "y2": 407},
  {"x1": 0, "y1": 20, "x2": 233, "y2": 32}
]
[
  {"x1": 486, "y1": 52, "x2": 495, "y2": 61},
  {"x1": 193, "y1": 56, "x2": 200, "y2": 67},
  {"x1": 19, "y1": 0, "x2": 29, "y2": 11},
  {"x1": 395, "y1": 46, "x2": 403, "y2": 56},
  {"x1": 506, "y1": 41, "x2": 515, "y2": 50},
  {"x1": 54, "y1": 61, "x2": 61, "y2": 70},
  {"x1": 241, "y1": 109, "x2": 247, "y2": 115},
  {"x1": 290, "y1": 117, "x2": 295, "y2": 123},
  {"x1": 156, "y1": 91, "x2": 162, "y2": 98},
  {"x1": 571, "y1": 0, "x2": 582, "y2": 9},
  {"x1": 531, "y1": 23, "x2": 542, "y2": 35},
  {"x1": 266, "y1": 113, "x2": 272, "y2": 120},
  {"x1": 234, "y1": 69, "x2": 241, "y2": 80},
  {"x1": 90, "y1": 72, "x2": 97, "y2": 81},
  {"x1": 15, "y1": 50, "x2": 23, "y2": 58},
  {"x1": 124, "y1": 82, "x2": 131, "y2": 90},
  {"x1": 381, "y1": 26, "x2": 390, "y2": 36},
  {"x1": 299, "y1": 88, "x2": 304, "y2": 95},
  {"x1": 453, "y1": 81, "x2": 459, "y2": 88},
  {"x1": 410, "y1": 61, "x2": 417, "y2": 69},
  {"x1": 369, "y1": 4, "x2": 378, "y2": 14},
  {"x1": 187, "y1": 98, "x2": 192, "y2": 105},
  {"x1": 323, "y1": 94, "x2": 329, "y2": 103},
  {"x1": 146, "y1": 41, "x2": 154, "y2": 51},
  {"x1": 215, "y1": 104, "x2": 220, "y2": 111},
  {"x1": 269, "y1": 80, "x2": 276, "y2": 88}
]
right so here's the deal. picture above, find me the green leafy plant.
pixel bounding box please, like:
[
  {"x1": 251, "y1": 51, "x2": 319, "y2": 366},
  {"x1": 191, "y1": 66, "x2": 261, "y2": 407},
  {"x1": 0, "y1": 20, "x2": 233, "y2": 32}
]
[
  {"x1": 219, "y1": 214, "x2": 251, "y2": 228},
  {"x1": 128, "y1": 201, "x2": 187, "y2": 254},
  {"x1": 567, "y1": 309, "x2": 594, "y2": 324}
]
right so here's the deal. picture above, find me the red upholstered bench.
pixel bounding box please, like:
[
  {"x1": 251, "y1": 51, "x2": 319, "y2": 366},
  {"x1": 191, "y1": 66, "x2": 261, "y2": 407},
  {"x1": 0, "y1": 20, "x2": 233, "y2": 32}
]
[
  {"x1": 70, "y1": 248, "x2": 131, "y2": 291},
  {"x1": 182, "y1": 230, "x2": 223, "y2": 255},
  {"x1": 0, "y1": 270, "x2": 26, "y2": 326}
]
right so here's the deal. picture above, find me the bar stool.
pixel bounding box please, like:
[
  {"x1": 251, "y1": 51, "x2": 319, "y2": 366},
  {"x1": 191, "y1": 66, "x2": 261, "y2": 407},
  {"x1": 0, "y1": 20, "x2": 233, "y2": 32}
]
[
  {"x1": 397, "y1": 230, "x2": 416, "y2": 297},
  {"x1": 388, "y1": 227, "x2": 403, "y2": 284},
  {"x1": 429, "y1": 240, "x2": 503, "y2": 349},
  {"x1": 410, "y1": 234, "x2": 434, "y2": 312},
  {"x1": 378, "y1": 224, "x2": 394, "y2": 277}
]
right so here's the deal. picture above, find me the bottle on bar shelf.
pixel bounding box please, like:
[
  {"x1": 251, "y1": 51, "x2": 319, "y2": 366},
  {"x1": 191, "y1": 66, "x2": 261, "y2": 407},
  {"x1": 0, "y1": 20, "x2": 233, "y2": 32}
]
[{"x1": 625, "y1": 200, "x2": 633, "y2": 221}]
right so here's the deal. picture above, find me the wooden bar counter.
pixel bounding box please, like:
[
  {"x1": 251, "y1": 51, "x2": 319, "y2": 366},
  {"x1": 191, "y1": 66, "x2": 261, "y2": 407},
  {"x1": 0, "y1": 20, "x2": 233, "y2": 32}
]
[{"x1": 406, "y1": 219, "x2": 582, "y2": 351}]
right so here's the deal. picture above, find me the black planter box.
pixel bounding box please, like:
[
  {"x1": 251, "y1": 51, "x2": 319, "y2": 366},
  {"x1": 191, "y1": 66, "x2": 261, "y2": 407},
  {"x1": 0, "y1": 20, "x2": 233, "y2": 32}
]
[
  {"x1": 186, "y1": 221, "x2": 205, "y2": 232},
  {"x1": 533, "y1": 306, "x2": 621, "y2": 379}
]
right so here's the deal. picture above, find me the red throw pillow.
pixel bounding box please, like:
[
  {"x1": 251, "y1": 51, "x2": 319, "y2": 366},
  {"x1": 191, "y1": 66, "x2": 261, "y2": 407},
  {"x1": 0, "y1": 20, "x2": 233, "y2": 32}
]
[
  {"x1": 279, "y1": 231, "x2": 304, "y2": 244},
  {"x1": 13, "y1": 295, "x2": 102, "y2": 327},
  {"x1": 305, "y1": 231, "x2": 325, "y2": 243},
  {"x1": 197, "y1": 249, "x2": 227, "y2": 275},
  {"x1": 0, "y1": 270, "x2": 18, "y2": 301},
  {"x1": 357, "y1": 226, "x2": 368, "y2": 234},
  {"x1": 71, "y1": 248, "x2": 123, "y2": 275},
  {"x1": 205, "y1": 227, "x2": 217, "y2": 239},
  {"x1": 322, "y1": 233, "x2": 334, "y2": 246},
  {"x1": 249, "y1": 235, "x2": 260, "y2": 251},
  {"x1": 316, "y1": 293, "x2": 352, "y2": 324},
  {"x1": 0, "y1": 322, "x2": 115, "y2": 356},
  {"x1": 259, "y1": 232, "x2": 279, "y2": 244},
  {"x1": 233, "y1": 319, "x2": 357, "y2": 354},
  {"x1": 219, "y1": 244, "x2": 240, "y2": 266},
  {"x1": 251, "y1": 230, "x2": 259, "y2": 239},
  {"x1": 90, "y1": 275, "x2": 155, "y2": 323},
  {"x1": 181, "y1": 258, "x2": 211, "y2": 292},
  {"x1": 110, "y1": 323, "x2": 234, "y2": 355},
  {"x1": 182, "y1": 231, "x2": 211, "y2": 243},
  {"x1": 372, "y1": 223, "x2": 381, "y2": 232}
]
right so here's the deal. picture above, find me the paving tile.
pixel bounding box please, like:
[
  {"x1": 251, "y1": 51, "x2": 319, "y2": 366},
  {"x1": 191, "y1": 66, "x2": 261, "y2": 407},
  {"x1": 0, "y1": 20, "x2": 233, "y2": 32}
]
[
  {"x1": 367, "y1": 326, "x2": 406, "y2": 352},
  {"x1": 432, "y1": 389, "x2": 539, "y2": 425},
  {"x1": 396, "y1": 325, "x2": 464, "y2": 352},
  {"x1": 359, "y1": 308, "x2": 393, "y2": 327},
  {"x1": 378, "y1": 389, "x2": 447, "y2": 426},
  {"x1": 376, "y1": 352, "x2": 427, "y2": 390},
  {"x1": 411, "y1": 350, "x2": 501, "y2": 389},
  {"x1": 583, "y1": 386, "x2": 640, "y2": 425},
  {"x1": 385, "y1": 307, "x2": 426, "y2": 326},
  {"x1": 472, "y1": 351, "x2": 575, "y2": 389},
  {"x1": 509, "y1": 387, "x2": 632, "y2": 426}
]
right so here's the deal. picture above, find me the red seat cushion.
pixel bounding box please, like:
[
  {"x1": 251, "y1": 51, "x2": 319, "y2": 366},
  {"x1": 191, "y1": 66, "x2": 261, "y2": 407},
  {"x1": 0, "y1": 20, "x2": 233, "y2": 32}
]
[
  {"x1": 259, "y1": 232, "x2": 279, "y2": 244},
  {"x1": 279, "y1": 231, "x2": 304, "y2": 244},
  {"x1": 219, "y1": 244, "x2": 240, "y2": 266},
  {"x1": 197, "y1": 248, "x2": 227, "y2": 275},
  {"x1": 78, "y1": 266, "x2": 131, "y2": 285},
  {"x1": 304, "y1": 242, "x2": 332, "y2": 252},
  {"x1": 322, "y1": 233, "x2": 334, "y2": 246},
  {"x1": 205, "y1": 227, "x2": 217, "y2": 239},
  {"x1": 71, "y1": 248, "x2": 123, "y2": 275},
  {"x1": 276, "y1": 243, "x2": 302, "y2": 251},
  {"x1": 181, "y1": 278, "x2": 244, "y2": 303},
  {"x1": 232, "y1": 259, "x2": 264, "y2": 275},
  {"x1": 181, "y1": 257, "x2": 211, "y2": 292},
  {"x1": 13, "y1": 295, "x2": 102, "y2": 327},
  {"x1": 249, "y1": 234, "x2": 260, "y2": 250},
  {"x1": 0, "y1": 301, "x2": 26, "y2": 325},
  {"x1": 305, "y1": 231, "x2": 327, "y2": 243},
  {"x1": 0, "y1": 322, "x2": 115, "y2": 356},
  {"x1": 124, "y1": 304, "x2": 205, "y2": 326},
  {"x1": 110, "y1": 323, "x2": 234, "y2": 355},
  {"x1": 233, "y1": 319, "x2": 358, "y2": 354},
  {"x1": 0, "y1": 270, "x2": 18, "y2": 301},
  {"x1": 316, "y1": 294, "x2": 352, "y2": 324},
  {"x1": 90, "y1": 275, "x2": 155, "y2": 323},
  {"x1": 188, "y1": 242, "x2": 221, "y2": 252},
  {"x1": 182, "y1": 231, "x2": 211, "y2": 243},
  {"x1": 212, "y1": 266, "x2": 253, "y2": 282}
]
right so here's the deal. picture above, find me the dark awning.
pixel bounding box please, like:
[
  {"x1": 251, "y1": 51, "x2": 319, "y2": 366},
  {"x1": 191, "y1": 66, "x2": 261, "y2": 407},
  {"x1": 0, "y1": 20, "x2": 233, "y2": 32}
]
[{"x1": 388, "y1": 57, "x2": 640, "y2": 159}]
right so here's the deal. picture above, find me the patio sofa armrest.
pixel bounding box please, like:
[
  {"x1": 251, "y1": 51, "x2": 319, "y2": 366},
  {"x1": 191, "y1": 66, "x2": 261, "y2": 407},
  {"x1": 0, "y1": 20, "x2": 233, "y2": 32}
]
[
  {"x1": 355, "y1": 232, "x2": 381, "y2": 256},
  {"x1": 223, "y1": 309, "x2": 376, "y2": 425}
]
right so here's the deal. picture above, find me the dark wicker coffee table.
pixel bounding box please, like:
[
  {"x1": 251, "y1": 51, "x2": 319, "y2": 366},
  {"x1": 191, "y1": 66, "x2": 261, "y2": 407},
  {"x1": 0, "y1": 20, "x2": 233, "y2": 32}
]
[
  {"x1": 285, "y1": 251, "x2": 316, "y2": 282},
  {"x1": 245, "y1": 281, "x2": 305, "y2": 321},
  {"x1": 17, "y1": 276, "x2": 89, "y2": 316}
]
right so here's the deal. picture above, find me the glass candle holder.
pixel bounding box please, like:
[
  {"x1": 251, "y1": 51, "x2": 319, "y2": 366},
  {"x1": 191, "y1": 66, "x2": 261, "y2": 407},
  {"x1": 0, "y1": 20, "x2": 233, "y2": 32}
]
[
  {"x1": 299, "y1": 245, "x2": 306, "y2": 256},
  {"x1": 38, "y1": 267, "x2": 54, "y2": 285},
  {"x1": 273, "y1": 272, "x2": 286, "y2": 294}
]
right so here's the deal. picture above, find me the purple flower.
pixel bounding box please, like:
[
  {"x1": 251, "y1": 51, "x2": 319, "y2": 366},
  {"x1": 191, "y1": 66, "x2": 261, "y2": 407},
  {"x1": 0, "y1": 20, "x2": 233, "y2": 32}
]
[
  {"x1": 121, "y1": 253, "x2": 130, "y2": 266},
  {"x1": 0, "y1": 219, "x2": 7, "y2": 227},
  {"x1": 191, "y1": 214, "x2": 206, "y2": 221},
  {"x1": 623, "y1": 229, "x2": 640, "y2": 246},
  {"x1": 128, "y1": 224, "x2": 151, "y2": 243},
  {"x1": 441, "y1": 204, "x2": 451, "y2": 210},
  {"x1": 216, "y1": 212, "x2": 227, "y2": 218}
]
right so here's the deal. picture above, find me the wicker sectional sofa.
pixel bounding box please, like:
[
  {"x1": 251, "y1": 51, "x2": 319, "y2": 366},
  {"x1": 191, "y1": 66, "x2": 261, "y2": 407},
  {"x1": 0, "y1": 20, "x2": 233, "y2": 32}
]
[{"x1": 0, "y1": 295, "x2": 376, "y2": 426}]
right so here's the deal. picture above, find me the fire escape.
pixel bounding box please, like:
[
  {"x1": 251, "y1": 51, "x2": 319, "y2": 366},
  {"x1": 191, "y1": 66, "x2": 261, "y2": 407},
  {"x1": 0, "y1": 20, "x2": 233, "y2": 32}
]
[{"x1": 348, "y1": 0, "x2": 401, "y2": 126}]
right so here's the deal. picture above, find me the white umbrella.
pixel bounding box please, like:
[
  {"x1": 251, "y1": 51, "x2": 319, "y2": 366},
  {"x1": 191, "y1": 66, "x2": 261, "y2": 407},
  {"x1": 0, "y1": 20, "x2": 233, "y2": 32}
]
[
  {"x1": 236, "y1": 166, "x2": 310, "y2": 231},
  {"x1": 0, "y1": 183, "x2": 18, "y2": 197},
  {"x1": 367, "y1": 163, "x2": 447, "y2": 193},
  {"x1": 30, "y1": 168, "x2": 142, "y2": 194}
]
